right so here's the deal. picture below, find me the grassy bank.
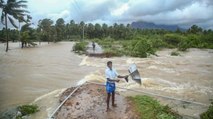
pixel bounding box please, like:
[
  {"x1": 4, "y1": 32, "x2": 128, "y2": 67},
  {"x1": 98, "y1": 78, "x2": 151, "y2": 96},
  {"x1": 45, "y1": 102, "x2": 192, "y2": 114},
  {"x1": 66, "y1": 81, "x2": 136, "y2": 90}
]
[{"x1": 128, "y1": 95, "x2": 181, "y2": 119}]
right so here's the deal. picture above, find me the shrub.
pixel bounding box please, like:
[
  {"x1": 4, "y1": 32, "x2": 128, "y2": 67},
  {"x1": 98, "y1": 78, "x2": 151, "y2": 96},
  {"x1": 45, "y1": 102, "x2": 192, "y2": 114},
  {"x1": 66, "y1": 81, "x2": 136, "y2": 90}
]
[
  {"x1": 104, "y1": 48, "x2": 122, "y2": 57},
  {"x1": 72, "y1": 41, "x2": 88, "y2": 53},
  {"x1": 186, "y1": 34, "x2": 201, "y2": 48},
  {"x1": 164, "y1": 34, "x2": 182, "y2": 47},
  {"x1": 17, "y1": 104, "x2": 39, "y2": 116},
  {"x1": 201, "y1": 33, "x2": 213, "y2": 45},
  {"x1": 200, "y1": 100, "x2": 213, "y2": 119},
  {"x1": 150, "y1": 38, "x2": 167, "y2": 49},
  {"x1": 131, "y1": 38, "x2": 155, "y2": 58},
  {"x1": 95, "y1": 37, "x2": 115, "y2": 48},
  {"x1": 178, "y1": 38, "x2": 190, "y2": 51}
]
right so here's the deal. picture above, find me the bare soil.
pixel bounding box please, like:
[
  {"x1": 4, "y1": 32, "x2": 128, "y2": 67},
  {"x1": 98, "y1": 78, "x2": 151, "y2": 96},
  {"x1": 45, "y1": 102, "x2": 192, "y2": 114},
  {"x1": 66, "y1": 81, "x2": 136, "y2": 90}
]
[{"x1": 54, "y1": 83, "x2": 139, "y2": 119}]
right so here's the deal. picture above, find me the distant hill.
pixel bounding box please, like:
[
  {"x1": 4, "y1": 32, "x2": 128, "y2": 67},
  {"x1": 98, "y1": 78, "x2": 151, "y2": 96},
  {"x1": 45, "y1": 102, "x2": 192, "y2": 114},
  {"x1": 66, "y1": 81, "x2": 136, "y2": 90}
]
[{"x1": 131, "y1": 21, "x2": 186, "y2": 31}]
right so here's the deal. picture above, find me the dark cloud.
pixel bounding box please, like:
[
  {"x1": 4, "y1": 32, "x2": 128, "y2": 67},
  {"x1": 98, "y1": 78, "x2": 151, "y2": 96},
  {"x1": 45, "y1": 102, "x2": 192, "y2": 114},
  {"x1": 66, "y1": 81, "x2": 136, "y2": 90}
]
[
  {"x1": 126, "y1": 0, "x2": 195, "y2": 16},
  {"x1": 1, "y1": 0, "x2": 213, "y2": 29},
  {"x1": 114, "y1": 0, "x2": 213, "y2": 29},
  {"x1": 69, "y1": 0, "x2": 122, "y2": 22}
]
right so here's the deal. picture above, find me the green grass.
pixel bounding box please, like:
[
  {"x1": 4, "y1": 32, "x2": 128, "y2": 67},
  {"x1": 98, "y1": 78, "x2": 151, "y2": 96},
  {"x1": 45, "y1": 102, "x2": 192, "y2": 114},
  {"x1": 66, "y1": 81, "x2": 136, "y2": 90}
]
[{"x1": 128, "y1": 95, "x2": 181, "y2": 119}]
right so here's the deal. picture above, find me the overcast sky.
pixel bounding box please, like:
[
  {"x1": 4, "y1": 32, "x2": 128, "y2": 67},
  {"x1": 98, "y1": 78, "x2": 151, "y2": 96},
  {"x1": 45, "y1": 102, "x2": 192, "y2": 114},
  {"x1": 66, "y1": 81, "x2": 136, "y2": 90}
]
[{"x1": 1, "y1": 0, "x2": 213, "y2": 29}]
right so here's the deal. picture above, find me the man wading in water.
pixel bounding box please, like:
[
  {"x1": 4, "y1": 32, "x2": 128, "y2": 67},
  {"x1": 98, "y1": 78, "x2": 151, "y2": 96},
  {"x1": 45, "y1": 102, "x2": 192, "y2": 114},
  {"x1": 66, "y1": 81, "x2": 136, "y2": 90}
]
[
  {"x1": 105, "y1": 61, "x2": 128, "y2": 112},
  {"x1": 92, "y1": 41, "x2": 95, "y2": 52}
]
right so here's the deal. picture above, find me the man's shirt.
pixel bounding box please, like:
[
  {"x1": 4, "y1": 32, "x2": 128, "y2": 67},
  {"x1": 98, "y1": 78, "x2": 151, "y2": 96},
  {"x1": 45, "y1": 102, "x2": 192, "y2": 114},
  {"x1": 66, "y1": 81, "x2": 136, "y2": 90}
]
[{"x1": 105, "y1": 67, "x2": 118, "y2": 83}]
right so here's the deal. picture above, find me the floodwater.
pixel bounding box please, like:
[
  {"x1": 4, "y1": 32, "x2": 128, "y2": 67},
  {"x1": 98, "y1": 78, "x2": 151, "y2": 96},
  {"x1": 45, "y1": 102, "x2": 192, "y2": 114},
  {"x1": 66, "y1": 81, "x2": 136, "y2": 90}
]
[
  {"x1": 0, "y1": 42, "x2": 213, "y2": 118},
  {"x1": 0, "y1": 42, "x2": 96, "y2": 117},
  {"x1": 79, "y1": 47, "x2": 213, "y2": 118}
]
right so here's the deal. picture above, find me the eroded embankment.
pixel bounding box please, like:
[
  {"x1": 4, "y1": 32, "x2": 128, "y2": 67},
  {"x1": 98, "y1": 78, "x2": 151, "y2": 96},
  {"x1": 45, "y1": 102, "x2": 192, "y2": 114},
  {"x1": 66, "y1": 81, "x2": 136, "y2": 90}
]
[{"x1": 54, "y1": 83, "x2": 139, "y2": 119}]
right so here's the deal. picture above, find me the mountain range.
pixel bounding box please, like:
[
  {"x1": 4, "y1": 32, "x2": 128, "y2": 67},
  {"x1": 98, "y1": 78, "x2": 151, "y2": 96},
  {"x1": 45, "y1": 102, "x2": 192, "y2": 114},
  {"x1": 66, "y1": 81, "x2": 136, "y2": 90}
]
[{"x1": 131, "y1": 21, "x2": 186, "y2": 31}]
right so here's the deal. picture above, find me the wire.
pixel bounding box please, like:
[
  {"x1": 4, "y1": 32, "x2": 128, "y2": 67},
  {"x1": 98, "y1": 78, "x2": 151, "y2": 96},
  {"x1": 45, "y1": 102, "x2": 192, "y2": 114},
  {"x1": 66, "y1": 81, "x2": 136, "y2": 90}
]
[{"x1": 49, "y1": 84, "x2": 83, "y2": 119}]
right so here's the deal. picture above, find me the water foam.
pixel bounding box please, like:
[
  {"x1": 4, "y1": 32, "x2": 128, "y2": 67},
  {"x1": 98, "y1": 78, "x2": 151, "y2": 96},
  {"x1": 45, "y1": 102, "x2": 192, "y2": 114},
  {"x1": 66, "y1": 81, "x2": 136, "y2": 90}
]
[
  {"x1": 79, "y1": 56, "x2": 88, "y2": 66},
  {"x1": 31, "y1": 89, "x2": 66, "y2": 119},
  {"x1": 33, "y1": 89, "x2": 65, "y2": 103},
  {"x1": 77, "y1": 72, "x2": 105, "y2": 85}
]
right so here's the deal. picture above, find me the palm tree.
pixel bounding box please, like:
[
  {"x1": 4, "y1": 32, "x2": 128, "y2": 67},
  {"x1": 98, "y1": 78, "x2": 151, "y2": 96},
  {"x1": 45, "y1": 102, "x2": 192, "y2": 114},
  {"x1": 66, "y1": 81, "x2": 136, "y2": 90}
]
[
  {"x1": 0, "y1": 0, "x2": 29, "y2": 52},
  {"x1": 38, "y1": 19, "x2": 53, "y2": 44}
]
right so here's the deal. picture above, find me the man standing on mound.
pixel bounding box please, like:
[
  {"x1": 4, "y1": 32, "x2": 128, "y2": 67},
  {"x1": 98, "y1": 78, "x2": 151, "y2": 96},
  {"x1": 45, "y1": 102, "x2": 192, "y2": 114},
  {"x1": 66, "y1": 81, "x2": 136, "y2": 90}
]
[{"x1": 105, "y1": 61, "x2": 128, "y2": 112}]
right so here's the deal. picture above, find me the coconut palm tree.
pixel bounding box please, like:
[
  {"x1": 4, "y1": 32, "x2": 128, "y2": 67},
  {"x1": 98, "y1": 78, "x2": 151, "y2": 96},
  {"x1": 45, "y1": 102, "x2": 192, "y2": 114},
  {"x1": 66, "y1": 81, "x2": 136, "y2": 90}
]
[
  {"x1": 0, "y1": 0, "x2": 29, "y2": 52},
  {"x1": 38, "y1": 19, "x2": 53, "y2": 44}
]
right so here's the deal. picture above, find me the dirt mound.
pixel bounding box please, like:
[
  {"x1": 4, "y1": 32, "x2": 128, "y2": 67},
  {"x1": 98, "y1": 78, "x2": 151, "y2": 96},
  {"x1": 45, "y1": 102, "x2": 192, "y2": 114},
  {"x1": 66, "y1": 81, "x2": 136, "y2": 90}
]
[{"x1": 54, "y1": 83, "x2": 139, "y2": 119}]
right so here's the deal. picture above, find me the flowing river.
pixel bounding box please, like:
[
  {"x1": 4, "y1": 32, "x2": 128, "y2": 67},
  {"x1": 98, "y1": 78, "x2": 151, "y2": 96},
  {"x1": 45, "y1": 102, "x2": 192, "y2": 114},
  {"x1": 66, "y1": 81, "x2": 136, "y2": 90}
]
[{"x1": 0, "y1": 42, "x2": 213, "y2": 118}]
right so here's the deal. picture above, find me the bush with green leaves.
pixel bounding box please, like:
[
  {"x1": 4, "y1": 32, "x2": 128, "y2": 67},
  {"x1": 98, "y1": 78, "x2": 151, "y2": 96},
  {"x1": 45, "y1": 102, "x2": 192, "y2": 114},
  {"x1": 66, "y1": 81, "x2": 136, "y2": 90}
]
[
  {"x1": 178, "y1": 34, "x2": 210, "y2": 51},
  {"x1": 94, "y1": 37, "x2": 115, "y2": 48},
  {"x1": 201, "y1": 33, "x2": 213, "y2": 49},
  {"x1": 178, "y1": 38, "x2": 191, "y2": 51},
  {"x1": 200, "y1": 100, "x2": 213, "y2": 119},
  {"x1": 150, "y1": 38, "x2": 167, "y2": 49},
  {"x1": 163, "y1": 34, "x2": 183, "y2": 47},
  {"x1": 104, "y1": 48, "x2": 122, "y2": 57},
  {"x1": 89, "y1": 30, "x2": 213, "y2": 58},
  {"x1": 72, "y1": 41, "x2": 88, "y2": 53},
  {"x1": 17, "y1": 104, "x2": 39, "y2": 118},
  {"x1": 92, "y1": 37, "x2": 157, "y2": 58},
  {"x1": 186, "y1": 34, "x2": 201, "y2": 48},
  {"x1": 129, "y1": 95, "x2": 180, "y2": 119},
  {"x1": 131, "y1": 38, "x2": 156, "y2": 58}
]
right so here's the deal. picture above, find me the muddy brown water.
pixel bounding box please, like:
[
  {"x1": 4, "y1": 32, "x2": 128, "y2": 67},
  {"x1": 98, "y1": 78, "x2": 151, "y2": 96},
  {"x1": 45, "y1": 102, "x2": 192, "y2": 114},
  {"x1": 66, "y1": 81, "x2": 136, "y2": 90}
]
[
  {"x1": 0, "y1": 42, "x2": 213, "y2": 118},
  {"x1": 0, "y1": 42, "x2": 96, "y2": 115}
]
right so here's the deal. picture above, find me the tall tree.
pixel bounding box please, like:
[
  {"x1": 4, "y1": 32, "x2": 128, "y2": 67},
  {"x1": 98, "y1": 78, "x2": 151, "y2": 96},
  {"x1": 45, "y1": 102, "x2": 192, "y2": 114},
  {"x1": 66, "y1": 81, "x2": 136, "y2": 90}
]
[
  {"x1": 94, "y1": 23, "x2": 102, "y2": 38},
  {"x1": 87, "y1": 23, "x2": 94, "y2": 39},
  {"x1": 38, "y1": 18, "x2": 53, "y2": 43},
  {"x1": 80, "y1": 21, "x2": 85, "y2": 39},
  {"x1": 102, "y1": 23, "x2": 108, "y2": 37},
  {"x1": 0, "y1": 0, "x2": 29, "y2": 52},
  {"x1": 188, "y1": 25, "x2": 203, "y2": 34},
  {"x1": 55, "y1": 18, "x2": 65, "y2": 42},
  {"x1": 20, "y1": 23, "x2": 31, "y2": 48}
]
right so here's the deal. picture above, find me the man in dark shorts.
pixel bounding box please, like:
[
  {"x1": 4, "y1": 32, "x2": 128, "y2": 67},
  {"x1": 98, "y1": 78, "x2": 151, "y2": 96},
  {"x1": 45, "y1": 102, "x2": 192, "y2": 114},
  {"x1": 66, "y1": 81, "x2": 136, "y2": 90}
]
[{"x1": 105, "y1": 61, "x2": 128, "y2": 112}]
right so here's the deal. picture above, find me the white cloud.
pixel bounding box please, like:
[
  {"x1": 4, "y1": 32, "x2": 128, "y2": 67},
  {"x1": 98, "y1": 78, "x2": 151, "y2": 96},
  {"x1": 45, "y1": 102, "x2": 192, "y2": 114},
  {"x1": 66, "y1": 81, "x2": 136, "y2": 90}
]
[
  {"x1": 47, "y1": 10, "x2": 71, "y2": 22},
  {"x1": 111, "y1": 3, "x2": 129, "y2": 16}
]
